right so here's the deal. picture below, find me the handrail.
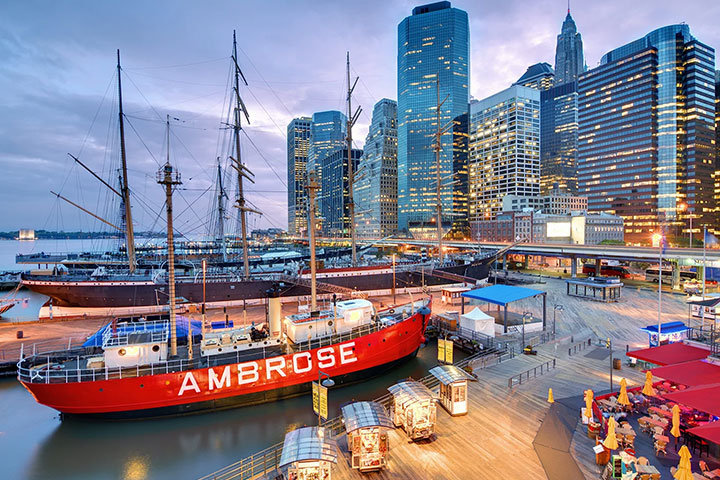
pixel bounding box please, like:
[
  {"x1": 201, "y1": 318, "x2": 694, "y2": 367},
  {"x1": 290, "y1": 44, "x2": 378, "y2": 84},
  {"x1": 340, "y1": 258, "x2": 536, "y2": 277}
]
[
  {"x1": 200, "y1": 346, "x2": 513, "y2": 480},
  {"x1": 568, "y1": 338, "x2": 592, "y2": 357},
  {"x1": 507, "y1": 358, "x2": 557, "y2": 388}
]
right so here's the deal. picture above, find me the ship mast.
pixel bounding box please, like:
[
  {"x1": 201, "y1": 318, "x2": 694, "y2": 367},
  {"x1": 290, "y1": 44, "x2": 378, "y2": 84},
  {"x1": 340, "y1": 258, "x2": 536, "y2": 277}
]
[
  {"x1": 216, "y1": 159, "x2": 227, "y2": 262},
  {"x1": 158, "y1": 115, "x2": 182, "y2": 357},
  {"x1": 229, "y1": 30, "x2": 259, "y2": 279},
  {"x1": 117, "y1": 50, "x2": 136, "y2": 273},
  {"x1": 306, "y1": 173, "x2": 320, "y2": 311},
  {"x1": 433, "y1": 77, "x2": 450, "y2": 264},
  {"x1": 346, "y1": 52, "x2": 361, "y2": 265}
]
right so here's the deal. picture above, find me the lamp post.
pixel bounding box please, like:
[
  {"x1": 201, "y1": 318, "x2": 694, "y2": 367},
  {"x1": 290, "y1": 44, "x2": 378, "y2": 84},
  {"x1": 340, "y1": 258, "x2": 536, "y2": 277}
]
[
  {"x1": 678, "y1": 202, "x2": 693, "y2": 247},
  {"x1": 652, "y1": 232, "x2": 663, "y2": 345},
  {"x1": 316, "y1": 370, "x2": 334, "y2": 429},
  {"x1": 392, "y1": 253, "x2": 396, "y2": 305},
  {"x1": 522, "y1": 311, "x2": 532, "y2": 350},
  {"x1": 553, "y1": 304, "x2": 564, "y2": 337}
]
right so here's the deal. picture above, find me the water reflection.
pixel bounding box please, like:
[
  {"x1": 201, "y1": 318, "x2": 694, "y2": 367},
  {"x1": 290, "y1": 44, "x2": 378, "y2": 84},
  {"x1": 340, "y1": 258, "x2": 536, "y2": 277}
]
[{"x1": 10, "y1": 339, "x2": 456, "y2": 480}]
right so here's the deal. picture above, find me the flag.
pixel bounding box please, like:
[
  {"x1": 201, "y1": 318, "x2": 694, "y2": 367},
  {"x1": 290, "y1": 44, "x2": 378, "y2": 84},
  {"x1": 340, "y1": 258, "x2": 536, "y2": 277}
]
[
  {"x1": 22, "y1": 298, "x2": 29, "y2": 308},
  {"x1": 705, "y1": 230, "x2": 719, "y2": 248}
]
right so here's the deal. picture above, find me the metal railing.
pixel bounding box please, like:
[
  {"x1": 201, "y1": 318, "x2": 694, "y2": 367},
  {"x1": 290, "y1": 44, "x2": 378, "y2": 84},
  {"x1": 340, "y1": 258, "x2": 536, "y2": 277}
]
[
  {"x1": 507, "y1": 358, "x2": 557, "y2": 388},
  {"x1": 0, "y1": 335, "x2": 89, "y2": 363},
  {"x1": 567, "y1": 338, "x2": 593, "y2": 356},
  {"x1": 200, "y1": 346, "x2": 513, "y2": 480}
]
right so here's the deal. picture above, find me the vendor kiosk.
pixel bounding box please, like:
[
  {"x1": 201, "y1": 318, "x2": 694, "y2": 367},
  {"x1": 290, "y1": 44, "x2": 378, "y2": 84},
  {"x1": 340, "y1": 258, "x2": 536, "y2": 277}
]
[
  {"x1": 341, "y1": 401, "x2": 393, "y2": 472},
  {"x1": 279, "y1": 427, "x2": 338, "y2": 480},
  {"x1": 429, "y1": 365, "x2": 476, "y2": 416},
  {"x1": 388, "y1": 381, "x2": 436, "y2": 440}
]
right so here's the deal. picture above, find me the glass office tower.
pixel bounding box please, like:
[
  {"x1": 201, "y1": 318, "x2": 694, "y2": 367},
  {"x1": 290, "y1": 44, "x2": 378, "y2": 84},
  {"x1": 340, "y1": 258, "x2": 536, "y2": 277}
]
[
  {"x1": 287, "y1": 117, "x2": 312, "y2": 235},
  {"x1": 307, "y1": 110, "x2": 347, "y2": 225},
  {"x1": 320, "y1": 148, "x2": 362, "y2": 237},
  {"x1": 554, "y1": 10, "x2": 585, "y2": 85},
  {"x1": 578, "y1": 25, "x2": 716, "y2": 243},
  {"x1": 397, "y1": 1, "x2": 469, "y2": 235},
  {"x1": 540, "y1": 81, "x2": 578, "y2": 195},
  {"x1": 468, "y1": 86, "x2": 541, "y2": 225},
  {"x1": 354, "y1": 99, "x2": 398, "y2": 239}
]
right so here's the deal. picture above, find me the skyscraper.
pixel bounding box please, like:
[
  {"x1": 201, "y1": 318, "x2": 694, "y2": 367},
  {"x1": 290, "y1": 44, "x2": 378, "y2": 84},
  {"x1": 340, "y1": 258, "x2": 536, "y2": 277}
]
[
  {"x1": 320, "y1": 148, "x2": 362, "y2": 237},
  {"x1": 554, "y1": 9, "x2": 585, "y2": 85},
  {"x1": 397, "y1": 1, "x2": 470, "y2": 235},
  {"x1": 577, "y1": 25, "x2": 716, "y2": 243},
  {"x1": 287, "y1": 117, "x2": 312, "y2": 235},
  {"x1": 354, "y1": 99, "x2": 398, "y2": 239},
  {"x1": 540, "y1": 81, "x2": 578, "y2": 194},
  {"x1": 714, "y1": 70, "x2": 720, "y2": 234},
  {"x1": 307, "y1": 110, "x2": 347, "y2": 223},
  {"x1": 515, "y1": 63, "x2": 555, "y2": 91},
  {"x1": 468, "y1": 85, "x2": 541, "y2": 234}
]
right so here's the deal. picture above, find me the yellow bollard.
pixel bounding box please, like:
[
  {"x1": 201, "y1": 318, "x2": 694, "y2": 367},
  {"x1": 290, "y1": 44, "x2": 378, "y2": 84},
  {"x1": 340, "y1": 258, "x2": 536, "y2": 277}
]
[{"x1": 547, "y1": 388, "x2": 554, "y2": 404}]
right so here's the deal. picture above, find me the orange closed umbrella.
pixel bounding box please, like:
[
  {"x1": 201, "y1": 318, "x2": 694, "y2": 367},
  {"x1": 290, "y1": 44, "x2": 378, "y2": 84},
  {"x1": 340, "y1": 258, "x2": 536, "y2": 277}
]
[
  {"x1": 603, "y1": 417, "x2": 619, "y2": 450},
  {"x1": 617, "y1": 378, "x2": 630, "y2": 406},
  {"x1": 584, "y1": 389, "x2": 594, "y2": 420},
  {"x1": 671, "y1": 404, "x2": 681, "y2": 439},
  {"x1": 642, "y1": 370, "x2": 656, "y2": 396},
  {"x1": 673, "y1": 445, "x2": 693, "y2": 480}
]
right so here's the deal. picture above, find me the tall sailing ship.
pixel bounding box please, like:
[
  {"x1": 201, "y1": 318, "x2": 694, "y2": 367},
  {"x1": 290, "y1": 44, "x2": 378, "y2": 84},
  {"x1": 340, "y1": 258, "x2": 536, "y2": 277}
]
[
  {"x1": 19, "y1": 41, "x2": 494, "y2": 321},
  {"x1": 17, "y1": 41, "x2": 434, "y2": 417}
]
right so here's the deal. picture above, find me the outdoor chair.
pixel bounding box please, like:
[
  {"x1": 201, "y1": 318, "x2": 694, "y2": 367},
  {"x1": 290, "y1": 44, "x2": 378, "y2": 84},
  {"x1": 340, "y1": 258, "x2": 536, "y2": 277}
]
[
  {"x1": 653, "y1": 426, "x2": 665, "y2": 437},
  {"x1": 654, "y1": 440, "x2": 667, "y2": 456},
  {"x1": 636, "y1": 457, "x2": 649, "y2": 466},
  {"x1": 624, "y1": 434, "x2": 635, "y2": 448},
  {"x1": 699, "y1": 460, "x2": 711, "y2": 476}
]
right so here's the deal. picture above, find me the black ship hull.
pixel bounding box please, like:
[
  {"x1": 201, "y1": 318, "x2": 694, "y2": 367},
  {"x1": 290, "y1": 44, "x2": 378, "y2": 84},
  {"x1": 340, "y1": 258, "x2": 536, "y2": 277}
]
[{"x1": 23, "y1": 263, "x2": 490, "y2": 308}]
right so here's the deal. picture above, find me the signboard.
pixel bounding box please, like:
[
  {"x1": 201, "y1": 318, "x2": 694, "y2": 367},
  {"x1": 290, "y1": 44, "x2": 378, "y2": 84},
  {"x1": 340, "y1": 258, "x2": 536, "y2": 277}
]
[
  {"x1": 312, "y1": 381, "x2": 319, "y2": 416},
  {"x1": 312, "y1": 381, "x2": 329, "y2": 420},
  {"x1": 691, "y1": 304, "x2": 717, "y2": 321},
  {"x1": 319, "y1": 384, "x2": 328, "y2": 420},
  {"x1": 546, "y1": 222, "x2": 571, "y2": 238},
  {"x1": 438, "y1": 338, "x2": 453, "y2": 364}
]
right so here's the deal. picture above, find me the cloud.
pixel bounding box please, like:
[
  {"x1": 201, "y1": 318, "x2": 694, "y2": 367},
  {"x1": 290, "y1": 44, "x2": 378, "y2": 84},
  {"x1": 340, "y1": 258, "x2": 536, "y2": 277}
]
[{"x1": 0, "y1": 0, "x2": 718, "y2": 233}]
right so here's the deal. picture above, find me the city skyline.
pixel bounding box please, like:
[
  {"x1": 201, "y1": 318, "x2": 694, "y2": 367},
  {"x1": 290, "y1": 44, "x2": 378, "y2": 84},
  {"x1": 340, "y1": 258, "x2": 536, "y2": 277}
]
[{"x1": 1, "y1": 0, "x2": 720, "y2": 233}]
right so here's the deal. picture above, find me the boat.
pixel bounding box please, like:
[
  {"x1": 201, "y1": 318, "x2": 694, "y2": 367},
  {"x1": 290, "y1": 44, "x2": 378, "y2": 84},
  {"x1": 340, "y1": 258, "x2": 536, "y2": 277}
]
[
  {"x1": 0, "y1": 299, "x2": 20, "y2": 316},
  {"x1": 17, "y1": 39, "x2": 436, "y2": 419}
]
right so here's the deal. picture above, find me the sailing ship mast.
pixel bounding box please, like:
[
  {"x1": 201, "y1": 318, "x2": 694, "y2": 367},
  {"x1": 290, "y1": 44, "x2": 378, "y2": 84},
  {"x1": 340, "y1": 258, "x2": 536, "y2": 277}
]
[
  {"x1": 306, "y1": 174, "x2": 320, "y2": 311},
  {"x1": 158, "y1": 115, "x2": 182, "y2": 357},
  {"x1": 346, "y1": 52, "x2": 361, "y2": 266},
  {"x1": 216, "y1": 159, "x2": 227, "y2": 262},
  {"x1": 229, "y1": 30, "x2": 260, "y2": 279},
  {"x1": 117, "y1": 50, "x2": 137, "y2": 273},
  {"x1": 433, "y1": 77, "x2": 450, "y2": 264}
]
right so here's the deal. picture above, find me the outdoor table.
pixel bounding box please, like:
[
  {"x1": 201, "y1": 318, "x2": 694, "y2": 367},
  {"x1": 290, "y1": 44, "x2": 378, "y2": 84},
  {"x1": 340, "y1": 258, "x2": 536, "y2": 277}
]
[
  {"x1": 704, "y1": 469, "x2": 720, "y2": 479},
  {"x1": 646, "y1": 417, "x2": 669, "y2": 428},
  {"x1": 648, "y1": 406, "x2": 672, "y2": 418},
  {"x1": 616, "y1": 427, "x2": 636, "y2": 436},
  {"x1": 635, "y1": 464, "x2": 660, "y2": 475},
  {"x1": 653, "y1": 434, "x2": 669, "y2": 443}
]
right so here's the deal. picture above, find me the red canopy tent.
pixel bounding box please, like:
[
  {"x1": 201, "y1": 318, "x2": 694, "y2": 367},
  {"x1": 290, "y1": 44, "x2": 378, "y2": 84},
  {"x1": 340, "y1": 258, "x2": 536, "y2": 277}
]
[
  {"x1": 662, "y1": 384, "x2": 720, "y2": 417},
  {"x1": 628, "y1": 342, "x2": 711, "y2": 366},
  {"x1": 688, "y1": 422, "x2": 720, "y2": 445},
  {"x1": 649, "y1": 360, "x2": 720, "y2": 387}
]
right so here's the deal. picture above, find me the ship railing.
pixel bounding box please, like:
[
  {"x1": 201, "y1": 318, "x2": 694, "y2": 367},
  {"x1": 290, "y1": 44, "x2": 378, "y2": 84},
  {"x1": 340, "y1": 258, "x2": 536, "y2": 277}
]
[
  {"x1": 199, "y1": 345, "x2": 513, "y2": 480},
  {"x1": 16, "y1": 340, "x2": 285, "y2": 385},
  {"x1": 291, "y1": 322, "x2": 383, "y2": 352},
  {"x1": 101, "y1": 320, "x2": 170, "y2": 347}
]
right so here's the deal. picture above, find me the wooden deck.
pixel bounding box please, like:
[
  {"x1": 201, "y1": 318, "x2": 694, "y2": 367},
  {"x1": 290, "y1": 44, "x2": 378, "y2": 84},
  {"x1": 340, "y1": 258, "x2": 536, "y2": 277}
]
[{"x1": 325, "y1": 276, "x2": 681, "y2": 479}]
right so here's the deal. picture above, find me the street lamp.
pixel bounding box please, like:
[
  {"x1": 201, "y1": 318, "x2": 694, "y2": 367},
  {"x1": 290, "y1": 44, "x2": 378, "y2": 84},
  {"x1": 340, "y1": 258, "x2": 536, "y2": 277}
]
[
  {"x1": 521, "y1": 311, "x2": 532, "y2": 350},
  {"x1": 678, "y1": 202, "x2": 693, "y2": 247},
  {"x1": 316, "y1": 370, "x2": 334, "y2": 429},
  {"x1": 553, "y1": 304, "x2": 564, "y2": 337},
  {"x1": 392, "y1": 253, "x2": 396, "y2": 305}
]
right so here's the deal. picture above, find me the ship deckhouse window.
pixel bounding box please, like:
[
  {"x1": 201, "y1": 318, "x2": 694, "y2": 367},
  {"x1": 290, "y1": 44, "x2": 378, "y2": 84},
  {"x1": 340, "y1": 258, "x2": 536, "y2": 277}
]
[{"x1": 118, "y1": 349, "x2": 126, "y2": 356}]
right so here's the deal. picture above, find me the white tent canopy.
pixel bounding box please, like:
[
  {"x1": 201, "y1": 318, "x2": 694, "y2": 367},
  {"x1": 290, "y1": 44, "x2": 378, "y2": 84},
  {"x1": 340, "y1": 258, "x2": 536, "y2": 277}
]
[{"x1": 459, "y1": 308, "x2": 495, "y2": 337}]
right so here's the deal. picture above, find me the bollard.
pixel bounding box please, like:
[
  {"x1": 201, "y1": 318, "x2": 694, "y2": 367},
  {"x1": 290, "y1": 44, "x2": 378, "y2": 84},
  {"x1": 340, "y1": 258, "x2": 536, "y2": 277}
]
[{"x1": 16, "y1": 330, "x2": 23, "y2": 339}]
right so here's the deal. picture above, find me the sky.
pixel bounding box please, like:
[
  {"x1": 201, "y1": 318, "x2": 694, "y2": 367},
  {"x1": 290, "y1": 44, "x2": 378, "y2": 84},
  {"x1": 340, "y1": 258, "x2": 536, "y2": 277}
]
[{"x1": 1, "y1": 0, "x2": 719, "y2": 237}]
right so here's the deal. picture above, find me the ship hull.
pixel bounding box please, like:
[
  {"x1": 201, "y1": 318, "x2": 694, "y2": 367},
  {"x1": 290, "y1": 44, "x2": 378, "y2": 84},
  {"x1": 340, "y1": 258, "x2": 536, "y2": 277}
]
[
  {"x1": 19, "y1": 308, "x2": 429, "y2": 418},
  {"x1": 22, "y1": 263, "x2": 488, "y2": 308}
]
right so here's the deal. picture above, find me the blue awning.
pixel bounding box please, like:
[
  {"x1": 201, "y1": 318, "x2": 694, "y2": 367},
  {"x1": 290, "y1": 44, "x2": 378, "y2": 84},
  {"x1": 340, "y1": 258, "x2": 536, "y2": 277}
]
[
  {"x1": 640, "y1": 321, "x2": 688, "y2": 335},
  {"x1": 461, "y1": 284, "x2": 546, "y2": 306}
]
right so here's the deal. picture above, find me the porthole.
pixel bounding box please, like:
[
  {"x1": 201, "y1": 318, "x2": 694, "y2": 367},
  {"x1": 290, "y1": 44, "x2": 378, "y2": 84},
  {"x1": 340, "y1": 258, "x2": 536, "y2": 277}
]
[
  {"x1": 152, "y1": 345, "x2": 160, "y2": 352},
  {"x1": 118, "y1": 348, "x2": 126, "y2": 356}
]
